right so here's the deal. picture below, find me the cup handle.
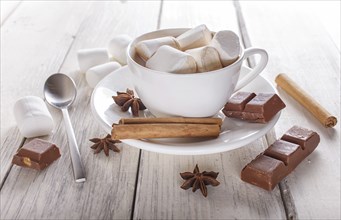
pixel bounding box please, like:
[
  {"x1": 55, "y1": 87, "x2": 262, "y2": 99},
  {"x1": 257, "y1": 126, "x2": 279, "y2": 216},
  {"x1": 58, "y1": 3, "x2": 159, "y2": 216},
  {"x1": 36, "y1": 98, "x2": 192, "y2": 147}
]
[{"x1": 234, "y1": 47, "x2": 268, "y2": 91}]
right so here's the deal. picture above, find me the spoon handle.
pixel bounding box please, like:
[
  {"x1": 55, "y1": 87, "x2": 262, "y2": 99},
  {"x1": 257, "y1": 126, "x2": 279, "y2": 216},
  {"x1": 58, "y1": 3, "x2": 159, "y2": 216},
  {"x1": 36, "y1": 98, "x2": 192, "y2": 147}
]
[{"x1": 61, "y1": 108, "x2": 86, "y2": 182}]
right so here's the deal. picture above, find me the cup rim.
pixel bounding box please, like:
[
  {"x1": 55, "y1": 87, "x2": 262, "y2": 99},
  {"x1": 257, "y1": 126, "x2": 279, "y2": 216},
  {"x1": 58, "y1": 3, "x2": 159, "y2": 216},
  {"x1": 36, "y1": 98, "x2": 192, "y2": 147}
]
[{"x1": 127, "y1": 28, "x2": 245, "y2": 77}]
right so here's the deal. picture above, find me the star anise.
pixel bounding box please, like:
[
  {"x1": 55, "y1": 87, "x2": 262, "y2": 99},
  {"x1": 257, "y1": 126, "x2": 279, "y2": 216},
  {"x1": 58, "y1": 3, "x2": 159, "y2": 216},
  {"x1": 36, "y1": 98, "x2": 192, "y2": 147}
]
[
  {"x1": 112, "y1": 88, "x2": 146, "y2": 117},
  {"x1": 89, "y1": 134, "x2": 121, "y2": 156},
  {"x1": 180, "y1": 164, "x2": 220, "y2": 197}
]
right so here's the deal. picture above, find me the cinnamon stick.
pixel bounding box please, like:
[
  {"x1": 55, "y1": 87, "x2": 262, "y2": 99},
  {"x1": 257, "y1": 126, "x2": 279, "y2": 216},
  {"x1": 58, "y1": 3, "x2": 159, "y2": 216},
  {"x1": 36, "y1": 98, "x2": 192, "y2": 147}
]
[
  {"x1": 275, "y1": 73, "x2": 337, "y2": 128},
  {"x1": 112, "y1": 123, "x2": 220, "y2": 140},
  {"x1": 119, "y1": 117, "x2": 222, "y2": 126}
]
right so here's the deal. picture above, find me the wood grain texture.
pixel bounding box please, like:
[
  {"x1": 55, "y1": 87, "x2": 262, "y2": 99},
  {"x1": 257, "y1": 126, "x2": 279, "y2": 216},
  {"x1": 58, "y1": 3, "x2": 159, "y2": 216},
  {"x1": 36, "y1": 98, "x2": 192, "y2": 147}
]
[
  {"x1": 0, "y1": 134, "x2": 25, "y2": 186},
  {"x1": 0, "y1": 1, "x2": 161, "y2": 219},
  {"x1": 132, "y1": 1, "x2": 286, "y2": 219},
  {"x1": 2, "y1": 1, "x2": 339, "y2": 219},
  {"x1": 240, "y1": 2, "x2": 340, "y2": 219},
  {"x1": 0, "y1": 1, "x2": 91, "y2": 142},
  {"x1": 0, "y1": 0, "x2": 90, "y2": 186},
  {"x1": 234, "y1": 2, "x2": 298, "y2": 219},
  {"x1": 134, "y1": 139, "x2": 286, "y2": 219},
  {"x1": 0, "y1": 0, "x2": 21, "y2": 25}
]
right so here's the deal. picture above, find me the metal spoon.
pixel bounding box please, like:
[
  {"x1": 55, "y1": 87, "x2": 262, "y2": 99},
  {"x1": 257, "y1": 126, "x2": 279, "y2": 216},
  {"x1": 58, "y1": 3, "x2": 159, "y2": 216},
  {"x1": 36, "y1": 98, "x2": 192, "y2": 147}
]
[{"x1": 44, "y1": 73, "x2": 86, "y2": 182}]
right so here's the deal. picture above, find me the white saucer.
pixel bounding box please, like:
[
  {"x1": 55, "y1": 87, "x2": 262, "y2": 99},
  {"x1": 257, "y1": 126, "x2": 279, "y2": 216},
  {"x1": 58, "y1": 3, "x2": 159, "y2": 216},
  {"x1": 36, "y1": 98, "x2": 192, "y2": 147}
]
[{"x1": 90, "y1": 66, "x2": 280, "y2": 155}]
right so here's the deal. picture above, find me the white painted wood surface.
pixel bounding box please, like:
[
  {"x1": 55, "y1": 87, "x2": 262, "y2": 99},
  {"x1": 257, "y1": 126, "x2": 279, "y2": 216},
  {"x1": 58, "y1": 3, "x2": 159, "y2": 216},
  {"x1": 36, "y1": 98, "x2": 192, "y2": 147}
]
[
  {"x1": 133, "y1": 1, "x2": 286, "y2": 219},
  {"x1": 0, "y1": 1, "x2": 340, "y2": 219},
  {"x1": 0, "y1": 0, "x2": 21, "y2": 25},
  {"x1": 240, "y1": 2, "x2": 340, "y2": 219},
  {"x1": 1, "y1": 0, "x2": 91, "y2": 184},
  {"x1": 0, "y1": 1, "x2": 90, "y2": 142},
  {"x1": 0, "y1": 1, "x2": 160, "y2": 219}
]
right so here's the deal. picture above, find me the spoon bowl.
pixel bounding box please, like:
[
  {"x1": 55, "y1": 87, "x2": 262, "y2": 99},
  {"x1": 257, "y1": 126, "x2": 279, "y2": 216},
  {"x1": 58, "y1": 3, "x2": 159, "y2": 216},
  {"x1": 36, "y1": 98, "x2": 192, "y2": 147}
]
[
  {"x1": 44, "y1": 73, "x2": 77, "y2": 109},
  {"x1": 44, "y1": 73, "x2": 86, "y2": 183}
]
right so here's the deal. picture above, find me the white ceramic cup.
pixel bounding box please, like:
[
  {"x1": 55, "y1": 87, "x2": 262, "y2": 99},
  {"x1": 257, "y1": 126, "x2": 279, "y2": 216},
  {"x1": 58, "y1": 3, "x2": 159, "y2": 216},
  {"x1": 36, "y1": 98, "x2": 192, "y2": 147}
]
[{"x1": 127, "y1": 28, "x2": 268, "y2": 117}]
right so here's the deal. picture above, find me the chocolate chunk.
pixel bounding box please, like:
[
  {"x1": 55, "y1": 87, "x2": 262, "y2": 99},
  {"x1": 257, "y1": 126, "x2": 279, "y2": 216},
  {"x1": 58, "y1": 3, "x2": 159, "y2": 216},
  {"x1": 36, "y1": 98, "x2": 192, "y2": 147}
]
[
  {"x1": 241, "y1": 126, "x2": 320, "y2": 191},
  {"x1": 223, "y1": 92, "x2": 286, "y2": 123},
  {"x1": 241, "y1": 154, "x2": 287, "y2": 191},
  {"x1": 264, "y1": 140, "x2": 303, "y2": 166},
  {"x1": 281, "y1": 125, "x2": 320, "y2": 152},
  {"x1": 224, "y1": 92, "x2": 256, "y2": 111},
  {"x1": 244, "y1": 93, "x2": 286, "y2": 122},
  {"x1": 12, "y1": 138, "x2": 61, "y2": 170}
]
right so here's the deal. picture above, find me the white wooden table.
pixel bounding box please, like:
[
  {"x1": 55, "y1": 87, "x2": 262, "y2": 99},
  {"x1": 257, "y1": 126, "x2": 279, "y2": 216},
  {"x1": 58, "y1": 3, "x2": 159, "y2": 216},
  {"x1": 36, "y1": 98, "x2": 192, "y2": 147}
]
[{"x1": 1, "y1": 1, "x2": 340, "y2": 219}]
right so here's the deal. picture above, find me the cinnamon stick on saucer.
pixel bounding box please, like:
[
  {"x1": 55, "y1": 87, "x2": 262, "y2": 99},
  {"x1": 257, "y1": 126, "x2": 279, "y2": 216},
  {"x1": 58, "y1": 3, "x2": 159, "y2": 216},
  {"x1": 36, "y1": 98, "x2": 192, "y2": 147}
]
[
  {"x1": 275, "y1": 73, "x2": 337, "y2": 128},
  {"x1": 119, "y1": 117, "x2": 222, "y2": 125},
  {"x1": 112, "y1": 117, "x2": 222, "y2": 140}
]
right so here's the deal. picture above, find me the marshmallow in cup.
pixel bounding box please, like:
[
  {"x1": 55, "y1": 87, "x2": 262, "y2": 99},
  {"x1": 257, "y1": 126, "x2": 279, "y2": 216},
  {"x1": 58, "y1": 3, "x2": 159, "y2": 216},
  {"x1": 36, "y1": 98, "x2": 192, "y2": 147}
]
[
  {"x1": 108, "y1": 35, "x2": 132, "y2": 65},
  {"x1": 210, "y1": 30, "x2": 241, "y2": 66},
  {"x1": 176, "y1": 24, "x2": 212, "y2": 51},
  {"x1": 146, "y1": 45, "x2": 197, "y2": 74},
  {"x1": 13, "y1": 96, "x2": 54, "y2": 138},
  {"x1": 135, "y1": 36, "x2": 180, "y2": 61},
  {"x1": 186, "y1": 46, "x2": 223, "y2": 72},
  {"x1": 86, "y1": 62, "x2": 122, "y2": 88},
  {"x1": 127, "y1": 28, "x2": 268, "y2": 117},
  {"x1": 77, "y1": 48, "x2": 109, "y2": 73}
]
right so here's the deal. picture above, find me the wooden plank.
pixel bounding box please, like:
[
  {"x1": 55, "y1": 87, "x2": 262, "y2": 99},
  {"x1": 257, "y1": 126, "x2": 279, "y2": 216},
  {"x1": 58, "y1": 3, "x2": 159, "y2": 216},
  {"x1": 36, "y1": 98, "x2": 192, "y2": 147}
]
[
  {"x1": 0, "y1": 0, "x2": 21, "y2": 25},
  {"x1": 0, "y1": 0, "x2": 90, "y2": 185},
  {"x1": 291, "y1": 2, "x2": 340, "y2": 50},
  {"x1": 240, "y1": 2, "x2": 340, "y2": 219},
  {"x1": 134, "y1": 139, "x2": 286, "y2": 219},
  {"x1": 0, "y1": 136, "x2": 25, "y2": 189},
  {"x1": 132, "y1": 1, "x2": 286, "y2": 219},
  {"x1": 233, "y1": 2, "x2": 297, "y2": 219},
  {"x1": 0, "y1": 1, "x2": 161, "y2": 219}
]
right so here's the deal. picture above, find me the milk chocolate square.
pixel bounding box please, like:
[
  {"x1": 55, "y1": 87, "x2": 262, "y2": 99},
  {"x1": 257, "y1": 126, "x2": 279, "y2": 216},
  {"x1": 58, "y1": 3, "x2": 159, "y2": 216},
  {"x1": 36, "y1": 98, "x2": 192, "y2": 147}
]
[
  {"x1": 264, "y1": 140, "x2": 303, "y2": 166},
  {"x1": 223, "y1": 92, "x2": 286, "y2": 123},
  {"x1": 243, "y1": 93, "x2": 286, "y2": 122},
  {"x1": 241, "y1": 154, "x2": 287, "y2": 191},
  {"x1": 241, "y1": 126, "x2": 320, "y2": 191},
  {"x1": 281, "y1": 125, "x2": 320, "y2": 152},
  {"x1": 224, "y1": 92, "x2": 256, "y2": 111},
  {"x1": 12, "y1": 138, "x2": 61, "y2": 170}
]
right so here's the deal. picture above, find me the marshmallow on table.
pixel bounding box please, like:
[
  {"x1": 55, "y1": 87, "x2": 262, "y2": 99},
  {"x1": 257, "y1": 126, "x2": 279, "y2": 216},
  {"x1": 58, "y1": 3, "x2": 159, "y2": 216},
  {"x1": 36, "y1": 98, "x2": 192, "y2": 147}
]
[
  {"x1": 210, "y1": 30, "x2": 241, "y2": 66},
  {"x1": 146, "y1": 45, "x2": 197, "y2": 74},
  {"x1": 14, "y1": 96, "x2": 54, "y2": 138},
  {"x1": 108, "y1": 35, "x2": 132, "y2": 65},
  {"x1": 85, "y1": 62, "x2": 121, "y2": 88},
  {"x1": 176, "y1": 24, "x2": 212, "y2": 51},
  {"x1": 77, "y1": 48, "x2": 109, "y2": 73},
  {"x1": 135, "y1": 36, "x2": 180, "y2": 61},
  {"x1": 186, "y1": 46, "x2": 223, "y2": 72}
]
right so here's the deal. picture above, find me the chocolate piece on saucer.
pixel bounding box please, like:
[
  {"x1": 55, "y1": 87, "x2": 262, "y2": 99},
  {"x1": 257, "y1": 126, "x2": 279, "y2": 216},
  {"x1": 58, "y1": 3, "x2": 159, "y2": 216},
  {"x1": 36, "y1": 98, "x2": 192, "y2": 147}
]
[
  {"x1": 12, "y1": 138, "x2": 61, "y2": 170},
  {"x1": 224, "y1": 92, "x2": 256, "y2": 111},
  {"x1": 243, "y1": 93, "x2": 286, "y2": 123},
  {"x1": 223, "y1": 92, "x2": 286, "y2": 123}
]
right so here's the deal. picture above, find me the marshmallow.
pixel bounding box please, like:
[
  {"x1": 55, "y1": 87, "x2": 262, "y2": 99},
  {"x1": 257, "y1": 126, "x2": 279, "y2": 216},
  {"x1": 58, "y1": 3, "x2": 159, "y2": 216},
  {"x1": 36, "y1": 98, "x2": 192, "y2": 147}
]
[
  {"x1": 108, "y1": 35, "x2": 132, "y2": 65},
  {"x1": 176, "y1": 24, "x2": 212, "y2": 51},
  {"x1": 186, "y1": 46, "x2": 223, "y2": 72},
  {"x1": 13, "y1": 96, "x2": 54, "y2": 138},
  {"x1": 85, "y1": 62, "x2": 121, "y2": 88},
  {"x1": 210, "y1": 30, "x2": 241, "y2": 66},
  {"x1": 135, "y1": 36, "x2": 180, "y2": 61},
  {"x1": 77, "y1": 48, "x2": 109, "y2": 73},
  {"x1": 146, "y1": 45, "x2": 197, "y2": 74}
]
